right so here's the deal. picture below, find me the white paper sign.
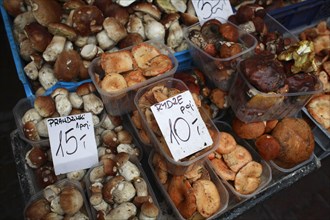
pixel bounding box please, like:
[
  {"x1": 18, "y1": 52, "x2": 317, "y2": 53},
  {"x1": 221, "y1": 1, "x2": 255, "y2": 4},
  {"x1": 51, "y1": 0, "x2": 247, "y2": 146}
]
[
  {"x1": 46, "y1": 113, "x2": 99, "y2": 175},
  {"x1": 150, "y1": 91, "x2": 213, "y2": 161},
  {"x1": 192, "y1": 0, "x2": 234, "y2": 22}
]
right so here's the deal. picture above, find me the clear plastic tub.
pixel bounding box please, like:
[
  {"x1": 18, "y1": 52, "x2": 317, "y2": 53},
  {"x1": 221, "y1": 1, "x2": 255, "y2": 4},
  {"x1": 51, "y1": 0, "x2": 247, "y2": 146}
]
[
  {"x1": 13, "y1": 96, "x2": 106, "y2": 148},
  {"x1": 228, "y1": 60, "x2": 323, "y2": 123},
  {"x1": 209, "y1": 121, "x2": 272, "y2": 199},
  {"x1": 134, "y1": 78, "x2": 220, "y2": 175},
  {"x1": 302, "y1": 107, "x2": 330, "y2": 152},
  {"x1": 183, "y1": 17, "x2": 257, "y2": 91},
  {"x1": 85, "y1": 156, "x2": 160, "y2": 219},
  {"x1": 270, "y1": 153, "x2": 316, "y2": 173},
  {"x1": 88, "y1": 40, "x2": 178, "y2": 116},
  {"x1": 24, "y1": 178, "x2": 92, "y2": 219},
  {"x1": 148, "y1": 150, "x2": 229, "y2": 220}
]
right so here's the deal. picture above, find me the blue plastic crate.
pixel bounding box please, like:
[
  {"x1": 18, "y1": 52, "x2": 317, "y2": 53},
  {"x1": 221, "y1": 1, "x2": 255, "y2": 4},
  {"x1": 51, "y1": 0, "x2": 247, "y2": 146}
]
[{"x1": 269, "y1": 0, "x2": 330, "y2": 30}]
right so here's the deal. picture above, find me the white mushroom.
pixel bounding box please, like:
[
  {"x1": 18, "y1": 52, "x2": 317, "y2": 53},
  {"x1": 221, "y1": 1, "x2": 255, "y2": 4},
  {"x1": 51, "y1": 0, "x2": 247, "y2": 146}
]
[
  {"x1": 112, "y1": 181, "x2": 136, "y2": 204},
  {"x1": 38, "y1": 64, "x2": 58, "y2": 90},
  {"x1": 36, "y1": 118, "x2": 49, "y2": 138},
  {"x1": 167, "y1": 20, "x2": 184, "y2": 49},
  {"x1": 43, "y1": 184, "x2": 61, "y2": 202},
  {"x1": 89, "y1": 165, "x2": 106, "y2": 183},
  {"x1": 66, "y1": 211, "x2": 89, "y2": 220},
  {"x1": 64, "y1": 40, "x2": 74, "y2": 51},
  {"x1": 115, "y1": 0, "x2": 137, "y2": 7},
  {"x1": 92, "y1": 114, "x2": 101, "y2": 127},
  {"x1": 51, "y1": 88, "x2": 72, "y2": 117},
  {"x1": 66, "y1": 169, "x2": 86, "y2": 181},
  {"x1": 105, "y1": 202, "x2": 137, "y2": 219},
  {"x1": 90, "y1": 193, "x2": 110, "y2": 213},
  {"x1": 133, "y1": 177, "x2": 148, "y2": 197},
  {"x1": 22, "y1": 108, "x2": 42, "y2": 124},
  {"x1": 118, "y1": 160, "x2": 140, "y2": 181},
  {"x1": 171, "y1": 0, "x2": 187, "y2": 13},
  {"x1": 103, "y1": 17, "x2": 127, "y2": 43},
  {"x1": 143, "y1": 15, "x2": 165, "y2": 42},
  {"x1": 43, "y1": 35, "x2": 66, "y2": 62},
  {"x1": 68, "y1": 92, "x2": 83, "y2": 109},
  {"x1": 139, "y1": 201, "x2": 159, "y2": 220},
  {"x1": 74, "y1": 35, "x2": 88, "y2": 48},
  {"x1": 80, "y1": 43, "x2": 98, "y2": 60},
  {"x1": 116, "y1": 144, "x2": 139, "y2": 157},
  {"x1": 101, "y1": 115, "x2": 115, "y2": 130},
  {"x1": 127, "y1": 14, "x2": 146, "y2": 40},
  {"x1": 82, "y1": 93, "x2": 104, "y2": 115},
  {"x1": 19, "y1": 38, "x2": 36, "y2": 61},
  {"x1": 50, "y1": 196, "x2": 65, "y2": 215},
  {"x1": 24, "y1": 60, "x2": 39, "y2": 80},
  {"x1": 96, "y1": 30, "x2": 116, "y2": 50}
]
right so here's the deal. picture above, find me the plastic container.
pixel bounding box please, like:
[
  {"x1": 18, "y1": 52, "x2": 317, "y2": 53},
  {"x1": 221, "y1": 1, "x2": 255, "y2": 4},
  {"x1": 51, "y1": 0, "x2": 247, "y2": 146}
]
[
  {"x1": 13, "y1": 95, "x2": 105, "y2": 148},
  {"x1": 88, "y1": 40, "x2": 178, "y2": 116},
  {"x1": 209, "y1": 121, "x2": 272, "y2": 199},
  {"x1": 24, "y1": 178, "x2": 92, "y2": 219},
  {"x1": 228, "y1": 59, "x2": 323, "y2": 123},
  {"x1": 148, "y1": 150, "x2": 229, "y2": 220},
  {"x1": 85, "y1": 156, "x2": 160, "y2": 219},
  {"x1": 134, "y1": 78, "x2": 220, "y2": 175},
  {"x1": 268, "y1": 0, "x2": 330, "y2": 30},
  {"x1": 302, "y1": 107, "x2": 330, "y2": 151},
  {"x1": 269, "y1": 153, "x2": 316, "y2": 173},
  {"x1": 183, "y1": 17, "x2": 257, "y2": 91}
]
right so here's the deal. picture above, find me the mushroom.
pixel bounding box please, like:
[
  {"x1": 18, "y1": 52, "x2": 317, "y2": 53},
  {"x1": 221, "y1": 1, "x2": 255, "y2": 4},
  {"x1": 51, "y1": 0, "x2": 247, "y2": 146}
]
[
  {"x1": 23, "y1": 120, "x2": 40, "y2": 141},
  {"x1": 43, "y1": 184, "x2": 62, "y2": 202},
  {"x1": 25, "y1": 198, "x2": 51, "y2": 220},
  {"x1": 42, "y1": 212, "x2": 64, "y2": 220},
  {"x1": 116, "y1": 144, "x2": 139, "y2": 157},
  {"x1": 72, "y1": 5, "x2": 104, "y2": 36},
  {"x1": 166, "y1": 18, "x2": 184, "y2": 50},
  {"x1": 28, "y1": 0, "x2": 63, "y2": 27},
  {"x1": 13, "y1": 11, "x2": 36, "y2": 42},
  {"x1": 24, "y1": 60, "x2": 39, "y2": 80},
  {"x1": 51, "y1": 88, "x2": 72, "y2": 117},
  {"x1": 103, "y1": 17, "x2": 128, "y2": 43},
  {"x1": 105, "y1": 202, "x2": 137, "y2": 219},
  {"x1": 117, "y1": 130, "x2": 133, "y2": 144},
  {"x1": 68, "y1": 92, "x2": 83, "y2": 109},
  {"x1": 133, "y1": 177, "x2": 148, "y2": 197},
  {"x1": 76, "y1": 83, "x2": 104, "y2": 115},
  {"x1": 180, "y1": 0, "x2": 198, "y2": 26},
  {"x1": 66, "y1": 169, "x2": 86, "y2": 181},
  {"x1": 19, "y1": 38, "x2": 36, "y2": 61},
  {"x1": 96, "y1": 30, "x2": 116, "y2": 50},
  {"x1": 102, "y1": 175, "x2": 125, "y2": 203},
  {"x1": 54, "y1": 50, "x2": 82, "y2": 82},
  {"x1": 89, "y1": 164, "x2": 106, "y2": 183},
  {"x1": 116, "y1": 153, "x2": 140, "y2": 181},
  {"x1": 22, "y1": 108, "x2": 42, "y2": 124},
  {"x1": 59, "y1": 186, "x2": 84, "y2": 215},
  {"x1": 127, "y1": 14, "x2": 146, "y2": 40},
  {"x1": 50, "y1": 196, "x2": 65, "y2": 215},
  {"x1": 34, "y1": 95, "x2": 56, "y2": 117},
  {"x1": 112, "y1": 180, "x2": 136, "y2": 203},
  {"x1": 80, "y1": 43, "x2": 98, "y2": 60},
  {"x1": 3, "y1": 0, "x2": 26, "y2": 17},
  {"x1": 101, "y1": 129, "x2": 119, "y2": 149},
  {"x1": 90, "y1": 192, "x2": 110, "y2": 213},
  {"x1": 115, "y1": 0, "x2": 137, "y2": 7},
  {"x1": 36, "y1": 118, "x2": 49, "y2": 138},
  {"x1": 38, "y1": 64, "x2": 58, "y2": 90},
  {"x1": 25, "y1": 146, "x2": 48, "y2": 168},
  {"x1": 47, "y1": 22, "x2": 78, "y2": 42},
  {"x1": 143, "y1": 15, "x2": 165, "y2": 42},
  {"x1": 132, "y1": 2, "x2": 162, "y2": 20},
  {"x1": 170, "y1": 0, "x2": 187, "y2": 13},
  {"x1": 24, "y1": 22, "x2": 53, "y2": 52},
  {"x1": 43, "y1": 35, "x2": 67, "y2": 62},
  {"x1": 139, "y1": 201, "x2": 159, "y2": 220}
]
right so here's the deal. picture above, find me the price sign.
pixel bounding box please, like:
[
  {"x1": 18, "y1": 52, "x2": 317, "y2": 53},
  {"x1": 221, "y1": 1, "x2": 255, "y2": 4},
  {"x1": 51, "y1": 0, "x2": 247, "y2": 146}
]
[
  {"x1": 192, "y1": 0, "x2": 234, "y2": 22},
  {"x1": 46, "y1": 113, "x2": 99, "y2": 175},
  {"x1": 151, "y1": 91, "x2": 213, "y2": 161}
]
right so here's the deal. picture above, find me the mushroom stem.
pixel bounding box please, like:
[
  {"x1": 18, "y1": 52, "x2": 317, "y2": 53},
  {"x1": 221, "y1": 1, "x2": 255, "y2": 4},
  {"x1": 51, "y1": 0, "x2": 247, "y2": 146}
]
[{"x1": 43, "y1": 35, "x2": 66, "y2": 62}]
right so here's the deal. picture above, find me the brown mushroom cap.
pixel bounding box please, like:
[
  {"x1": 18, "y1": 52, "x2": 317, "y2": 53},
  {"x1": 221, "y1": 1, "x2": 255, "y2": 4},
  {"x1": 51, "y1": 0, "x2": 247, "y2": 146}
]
[
  {"x1": 25, "y1": 198, "x2": 50, "y2": 219},
  {"x1": 131, "y1": 2, "x2": 162, "y2": 20},
  {"x1": 26, "y1": 146, "x2": 48, "y2": 168},
  {"x1": 140, "y1": 201, "x2": 159, "y2": 218},
  {"x1": 76, "y1": 82, "x2": 96, "y2": 96},
  {"x1": 118, "y1": 33, "x2": 144, "y2": 49},
  {"x1": 3, "y1": 0, "x2": 26, "y2": 17},
  {"x1": 72, "y1": 5, "x2": 104, "y2": 36},
  {"x1": 24, "y1": 22, "x2": 52, "y2": 52},
  {"x1": 34, "y1": 95, "x2": 56, "y2": 117},
  {"x1": 161, "y1": 13, "x2": 180, "y2": 29},
  {"x1": 63, "y1": 0, "x2": 86, "y2": 11},
  {"x1": 180, "y1": 12, "x2": 199, "y2": 26},
  {"x1": 54, "y1": 50, "x2": 82, "y2": 82},
  {"x1": 95, "y1": 1, "x2": 129, "y2": 26},
  {"x1": 47, "y1": 22, "x2": 77, "y2": 41},
  {"x1": 102, "y1": 175, "x2": 125, "y2": 203},
  {"x1": 59, "y1": 186, "x2": 84, "y2": 215},
  {"x1": 29, "y1": 0, "x2": 63, "y2": 27}
]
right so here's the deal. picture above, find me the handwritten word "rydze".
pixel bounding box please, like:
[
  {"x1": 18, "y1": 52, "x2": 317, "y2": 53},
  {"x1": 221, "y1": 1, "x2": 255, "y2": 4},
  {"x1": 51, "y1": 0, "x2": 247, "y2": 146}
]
[{"x1": 154, "y1": 95, "x2": 183, "y2": 112}]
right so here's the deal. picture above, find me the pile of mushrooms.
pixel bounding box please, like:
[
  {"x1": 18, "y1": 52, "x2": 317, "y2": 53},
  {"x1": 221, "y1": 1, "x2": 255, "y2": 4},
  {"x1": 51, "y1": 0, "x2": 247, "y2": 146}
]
[
  {"x1": 4, "y1": 0, "x2": 200, "y2": 94},
  {"x1": 25, "y1": 180, "x2": 90, "y2": 219},
  {"x1": 20, "y1": 82, "x2": 104, "y2": 142},
  {"x1": 87, "y1": 152, "x2": 159, "y2": 220}
]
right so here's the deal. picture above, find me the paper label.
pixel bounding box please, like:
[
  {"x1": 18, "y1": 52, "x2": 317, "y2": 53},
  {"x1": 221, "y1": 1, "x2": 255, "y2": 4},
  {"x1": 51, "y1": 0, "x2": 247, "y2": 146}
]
[
  {"x1": 150, "y1": 91, "x2": 213, "y2": 161},
  {"x1": 46, "y1": 113, "x2": 98, "y2": 175},
  {"x1": 192, "y1": 0, "x2": 234, "y2": 23}
]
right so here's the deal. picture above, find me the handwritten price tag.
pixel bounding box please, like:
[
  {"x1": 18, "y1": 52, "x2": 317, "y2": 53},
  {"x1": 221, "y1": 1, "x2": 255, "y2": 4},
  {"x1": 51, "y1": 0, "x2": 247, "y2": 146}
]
[
  {"x1": 151, "y1": 91, "x2": 213, "y2": 161},
  {"x1": 192, "y1": 0, "x2": 234, "y2": 22},
  {"x1": 46, "y1": 113, "x2": 98, "y2": 175}
]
